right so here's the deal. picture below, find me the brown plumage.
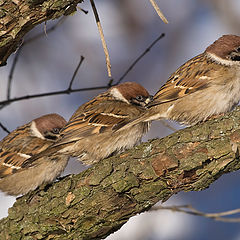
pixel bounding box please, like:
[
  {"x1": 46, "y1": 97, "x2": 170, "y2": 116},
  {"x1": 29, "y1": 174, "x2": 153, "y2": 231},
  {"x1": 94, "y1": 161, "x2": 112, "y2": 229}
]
[
  {"x1": 26, "y1": 82, "x2": 152, "y2": 166},
  {"x1": 0, "y1": 114, "x2": 69, "y2": 195},
  {"x1": 124, "y1": 34, "x2": 240, "y2": 126}
]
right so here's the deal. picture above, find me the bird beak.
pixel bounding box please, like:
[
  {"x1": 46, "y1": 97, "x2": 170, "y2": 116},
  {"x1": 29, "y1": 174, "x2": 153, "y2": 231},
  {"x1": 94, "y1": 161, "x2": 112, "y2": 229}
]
[
  {"x1": 146, "y1": 98, "x2": 163, "y2": 108},
  {"x1": 145, "y1": 95, "x2": 153, "y2": 105}
]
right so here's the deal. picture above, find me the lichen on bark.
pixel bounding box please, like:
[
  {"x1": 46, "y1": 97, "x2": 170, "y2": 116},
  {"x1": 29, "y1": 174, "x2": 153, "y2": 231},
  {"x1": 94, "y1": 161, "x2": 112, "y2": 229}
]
[
  {"x1": 0, "y1": 0, "x2": 83, "y2": 66},
  {"x1": 1, "y1": 107, "x2": 240, "y2": 239}
]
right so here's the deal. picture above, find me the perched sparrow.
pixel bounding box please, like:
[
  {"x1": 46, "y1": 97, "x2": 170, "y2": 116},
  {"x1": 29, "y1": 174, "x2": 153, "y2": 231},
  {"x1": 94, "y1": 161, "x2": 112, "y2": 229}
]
[
  {"x1": 26, "y1": 82, "x2": 152, "y2": 166},
  {"x1": 0, "y1": 114, "x2": 69, "y2": 196},
  {"x1": 126, "y1": 34, "x2": 240, "y2": 126}
]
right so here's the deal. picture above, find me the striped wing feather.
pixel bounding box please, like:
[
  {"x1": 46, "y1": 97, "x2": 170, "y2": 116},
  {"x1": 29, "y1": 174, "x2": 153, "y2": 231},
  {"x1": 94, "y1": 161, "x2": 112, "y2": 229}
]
[
  {"x1": 0, "y1": 124, "x2": 52, "y2": 177},
  {"x1": 150, "y1": 54, "x2": 213, "y2": 105},
  {"x1": 57, "y1": 100, "x2": 138, "y2": 145}
]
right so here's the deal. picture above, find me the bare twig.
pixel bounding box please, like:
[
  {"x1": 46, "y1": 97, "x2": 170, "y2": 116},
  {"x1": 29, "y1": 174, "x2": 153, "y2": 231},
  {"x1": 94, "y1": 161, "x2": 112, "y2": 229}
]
[
  {"x1": 0, "y1": 122, "x2": 10, "y2": 134},
  {"x1": 77, "y1": 6, "x2": 89, "y2": 14},
  {"x1": 0, "y1": 86, "x2": 109, "y2": 107},
  {"x1": 7, "y1": 17, "x2": 66, "y2": 98},
  {"x1": 1, "y1": 34, "x2": 165, "y2": 109},
  {"x1": 151, "y1": 205, "x2": 240, "y2": 223},
  {"x1": 44, "y1": 21, "x2": 48, "y2": 37},
  {"x1": 115, "y1": 33, "x2": 165, "y2": 85},
  {"x1": 7, "y1": 47, "x2": 22, "y2": 100},
  {"x1": 68, "y1": 56, "x2": 85, "y2": 90},
  {"x1": 0, "y1": 18, "x2": 66, "y2": 111},
  {"x1": 149, "y1": 0, "x2": 168, "y2": 24},
  {"x1": 90, "y1": 0, "x2": 112, "y2": 77}
]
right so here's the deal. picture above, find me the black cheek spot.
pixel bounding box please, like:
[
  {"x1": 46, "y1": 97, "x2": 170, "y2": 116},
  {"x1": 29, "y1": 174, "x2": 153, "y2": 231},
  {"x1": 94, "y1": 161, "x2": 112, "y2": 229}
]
[
  {"x1": 45, "y1": 135, "x2": 58, "y2": 141},
  {"x1": 231, "y1": 55, "x2": 240, "y2": 61}
]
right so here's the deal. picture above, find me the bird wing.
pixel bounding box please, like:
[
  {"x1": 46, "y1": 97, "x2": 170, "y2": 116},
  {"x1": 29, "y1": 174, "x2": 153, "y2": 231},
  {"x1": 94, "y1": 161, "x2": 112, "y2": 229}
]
[
  {"x1": 0, "y1": 150, "x2": 30, "y2": 177},
  {"x1": 0, "y1": 123, "x2": 51, "y2": 155},
  {"x1": 0, "y1": 124, "x2": 53, "y2": 176},
  {"x1": 148, "y1": 54, "x2": 212, "y2": 106},
  {"x1": 57, "y1": 100, "x2": 140, "y2": 145}
]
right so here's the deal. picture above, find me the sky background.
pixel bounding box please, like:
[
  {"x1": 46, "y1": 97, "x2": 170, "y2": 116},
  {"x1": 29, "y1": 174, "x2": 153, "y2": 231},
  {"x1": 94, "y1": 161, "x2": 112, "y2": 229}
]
[{"x1": 1, "y1": 0, "x2": 240, "y2": 239}]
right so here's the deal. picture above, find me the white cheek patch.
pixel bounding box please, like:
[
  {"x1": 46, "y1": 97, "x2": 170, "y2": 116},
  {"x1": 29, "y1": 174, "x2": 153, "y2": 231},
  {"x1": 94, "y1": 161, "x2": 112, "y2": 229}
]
[
  {"x1": 207, "y1": 53, "x2": 237, "y2": 66},
  {"x1": 30, "y1": 121, "x2": 45, "y2": 139},
  {"x1": 110, "y1": 88, "x2": 129, "y2": 104}
]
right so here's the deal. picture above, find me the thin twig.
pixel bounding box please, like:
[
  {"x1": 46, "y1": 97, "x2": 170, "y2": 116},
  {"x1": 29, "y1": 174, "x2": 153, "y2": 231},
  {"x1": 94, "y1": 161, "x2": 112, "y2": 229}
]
[
  {"x1": 44, "y1": 21, "x2": 48, "y2": 37},
  {"x1": 90, "y1": 0, "x2": 112, "y2": 77},
  {"x1": 149, "y1": 0, "x2": 168, "y2": 24},
  {"x1": 68, "y1": 56, "x2": 85, "y2": 90},
  {"x1": 151, "y1": 205, "x2": 240, "y2": 223},
  {"x1": 115, "y1": 33, "x2": 165, "y2": 85},
  {"x1": 0, "y1": 86, "x2": 109, "y2": 107},
  {"x1": 1, "y1": 34, "x2": 165, "y2": 109},
  {"x1": 77, "y1": 6, "x2": 89, "y2": 14},
  {"x1": 7, "y1": 47, "x2": 22, "y2": 100},
  {"x1": 0, "y1": 122, "x2": 10, "y2": 134}
]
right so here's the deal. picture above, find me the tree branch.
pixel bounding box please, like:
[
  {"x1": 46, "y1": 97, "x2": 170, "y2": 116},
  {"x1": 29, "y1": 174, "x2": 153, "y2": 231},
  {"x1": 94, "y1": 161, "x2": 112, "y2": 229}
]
[
  {"x1": 0, "y1": 0, "x2": 83, "y2": 66},
  {"x1": 151, "y1": 205, "x2": 240, "y2": 223},
  {"x1": 1, "y1": 107, "x2": 240, "y2": 239}
]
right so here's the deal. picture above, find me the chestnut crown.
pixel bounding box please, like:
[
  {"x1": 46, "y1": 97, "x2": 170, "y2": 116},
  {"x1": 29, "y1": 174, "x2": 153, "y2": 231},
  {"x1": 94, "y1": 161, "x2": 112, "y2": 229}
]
[
  {"x1": 206, "y1": 34, "x2": 240, "y2": 61},
  {"x1": 110, "y1": 82, "x2": 152, "y2": 106}
]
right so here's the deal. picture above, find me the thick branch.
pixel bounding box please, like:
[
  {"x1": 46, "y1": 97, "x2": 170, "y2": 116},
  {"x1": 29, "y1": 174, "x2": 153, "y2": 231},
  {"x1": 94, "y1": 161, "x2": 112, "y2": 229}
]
[
  {"x1": 1, "y1": 107, "x2": 240, "y2": 239},
  {"x1": 0, "y1": 0, "x2": 83, "y2": 66}
]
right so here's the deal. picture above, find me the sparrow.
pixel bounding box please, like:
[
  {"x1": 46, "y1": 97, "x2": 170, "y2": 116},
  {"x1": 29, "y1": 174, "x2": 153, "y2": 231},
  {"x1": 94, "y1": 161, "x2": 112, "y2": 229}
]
[
  {"x1": 25, "y1": 82, "x2": 152, "y2": 166},
  {"x1": 0, "y1": 113, "x2": 69, "y2": 196},
  {"x1": 125, "y1": 34, "x2": 240, "y2": 126}
]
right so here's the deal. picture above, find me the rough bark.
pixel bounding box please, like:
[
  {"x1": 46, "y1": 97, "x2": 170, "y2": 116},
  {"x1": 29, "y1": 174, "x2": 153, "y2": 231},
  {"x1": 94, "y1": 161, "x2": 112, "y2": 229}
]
[
  {"x1": 0, "y1": 0, "x2": 83, "y2": 66},
  {"x1": 1, "y1": 107, "x2": 240, "y2": 239}
]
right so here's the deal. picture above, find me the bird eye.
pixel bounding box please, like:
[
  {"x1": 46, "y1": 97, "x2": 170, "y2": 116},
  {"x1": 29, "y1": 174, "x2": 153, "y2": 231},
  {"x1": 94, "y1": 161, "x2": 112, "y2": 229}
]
[
  {"x1": 237, "y1": 47, "x2": 240, "y2": 52},
  {"x1": 135, "y1": 95, "x2": 144, "y2": 101},
  {"x1": 52, "y1": 128, "x2": 60, "y2": 134}
]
